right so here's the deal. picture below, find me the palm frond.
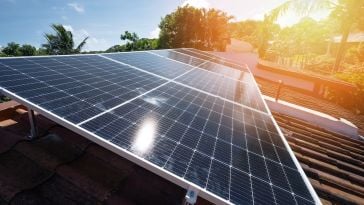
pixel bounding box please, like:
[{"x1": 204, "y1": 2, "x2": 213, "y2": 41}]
[
  {"x1": 75, "y1": 36, "x2": 89, "y2": 53},
  {"x1": 267, "y1": 0, "x2": 335, "y2": 23}
]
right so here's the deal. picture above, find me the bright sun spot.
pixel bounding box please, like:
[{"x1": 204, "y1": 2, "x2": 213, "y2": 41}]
[
  {"x1": 131, "y1": 119, "x2": 157, "y2": 156},
  {"x1": 182, "y1": 0, "x2": 210, "y2": 9}
]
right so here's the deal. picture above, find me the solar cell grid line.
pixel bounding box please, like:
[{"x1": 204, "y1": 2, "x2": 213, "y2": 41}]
[
  {"x1": 80, "y1": 81, "x2": 317, "y2": 204},
  {"x1": 161, "y1": 88, "x2": 213, "y2": 176},
  {"x1": 196, "y1": 62, "x2": 256, "y2": 84},
  {"x1": 23, "y1": 70, "x2": 119, "y2": 101},
  {"x1": 28, "y1": 56, "x2": 164, "y2": 123},
  {"x1": 182, "y1": 94, "x2": 218, "y2": 181},
  {"x1": 250, "y1": 132, "x2": 280, "y2": 204},
  {"x1": 174, "y1": 48, "x2": 249, "y2": 72},
  {"x1": 148, "y1": 49, "x2": 206, "y2": 67},
  {"x1": 205, "y1": 99, "x2": 229, "y2": 199},
  {"x1": 82, "y1": 84, "x2": 199, "y2": 148},
  {"x1": 0, "y1": 55, "x2": 168, "y2": 124},
  {"x1": 5, "y1": 56, "x2": 119, "y2": 95},
  {"x1": 229, "y1": 105, "x2": 250, "y2": 204},
  {"x1": 182, "y1": 48, "x2": 250, "y2": 72},
  {"x1": 0, "y1": 59, "x2": 104, "y2": 123},
  {"x1": 43, "y1": 59, "x2": 158, "y2": 101},
  {"x1": 102, "y1": 52, "x2": 195, "y2": 79},
  {"x1": 236, "y1": 102, "x2": 255, "y2": 205},
  {"x1": 77, "y1": 57, "x2": 205, "y2": 126},
  {"x1": 174, "y1": 68, "x2": 268, "y2": 113},
  {"x1": 0, "y1": 85, "x2": 230, "y2": 205},
  {"x1": 150, "y1": 50, "x2": 253, "y2": 85},
  {"x1": 253, "y1": 116, "x2": 297, "y2": 204},
  {"x1": 99, "y1": 52, "x2": 271, "y2": 118},
  {"x1": 0, "y1": 51, "x2": 320, "y2": 205}
]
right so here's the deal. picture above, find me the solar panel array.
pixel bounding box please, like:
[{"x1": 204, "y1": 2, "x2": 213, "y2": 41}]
[{"x1": 0, "y1": 48, "x2": 318, "y2": 205}]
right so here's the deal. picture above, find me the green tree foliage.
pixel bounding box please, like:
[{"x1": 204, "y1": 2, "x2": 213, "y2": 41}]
[
  {"x1": 158, "y1": 6, "x2": 232, "y2": 51},
  {"x1": 345, "y1": 43, "x2": 364, "y2": 65},
  {"x1": 42, "y1": 24, "x2": 88, "y2": 55},
  {"x1": 1, "y1": 42, "x2": 37, "y2": 56},
  {"x1": 120, "y1": 31, "x2": 139, "y2": 51},
  {"x1": 267, "y1": 0, "x2": 364, "y2": 72},
  {"x1": 229, "y1": 20, "x2": 262, "y2": 48},
  {"x1": 106, "y1": 45, "x2": 127, "y2": 52},
  {"x1": 271, "y1": 18, "x2": 332, "y2": 58},
  {"x1": 335, "y1": 71, "x2": 364, "y2": 114},
  {"x1": 2, "y1": 42, "x2": 20, "y2": 56},
  {"x1": 107, "y1": 31, "x2": 158, "y2": 52},
  {"x1": 19, "y1": 44, "x2": 37, "y2": 56}
]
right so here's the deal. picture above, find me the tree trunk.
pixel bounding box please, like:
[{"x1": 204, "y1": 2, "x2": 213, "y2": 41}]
[{"x1": 332, "y1": 24, "x2": 351, "y2": 72}]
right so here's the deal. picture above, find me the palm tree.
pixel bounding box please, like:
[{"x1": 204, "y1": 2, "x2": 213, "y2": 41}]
[
  {"x1": 267, "y1": 0, "x2": 364, "y2": 72},
  {"x1": 42, "y1": 24, "x2": 88, "y2": 55}
]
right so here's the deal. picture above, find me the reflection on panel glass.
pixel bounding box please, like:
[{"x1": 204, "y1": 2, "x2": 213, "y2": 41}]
[
  {"x1": 102, "y1": 52, "x2": 193, "y2": 79},
  {"x1": 0, "y1": 55, "x2": 166, "y2": 124},
  {"x1": 81, "y1": 82, "x2": 314, "y2": 204},
  {"x1": 175, "y1": 48, "x2": 249, "y2": 72},
  {"x1": 0, "y1": 51, "x2": 315, "y2": 205},
  {"x1": 131, "y1": 117, "x2": 158, "y2": 156},
  {"x1": 150, "y1": 50, "x2": 205, "y2": 67},
  {"x1": 174, "y1": 68, "x2": 268, "y2": 112}
]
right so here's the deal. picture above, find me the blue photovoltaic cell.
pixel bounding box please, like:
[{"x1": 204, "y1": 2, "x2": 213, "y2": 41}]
[
  {"x1": 149, "y1": 50, "x2": 267, "y2": 112},
  {"x1": 152, "y1": 49, "x2": 252, "y2": 81},
  {"x1": 174, "y1": 68, "x2": 267, "y2": 112},
  {"x1": 175, "y1": 48, "x2": 249, "y2": 72},
  {"x1": 0, "y1": 55, "x2": 166, "y2": 124},
  {"x1": 102, "y1": 52, "x2": 194, "y2": 79},
  {"x1": 150, "y1": 50, "x2": 205, "y2": 67},
  {"x1": 81, "y1": 82, "x2": 315, "y2": 204},
  {"x1": 0, "y1": 49, "x2": 316, "y2": 205}
]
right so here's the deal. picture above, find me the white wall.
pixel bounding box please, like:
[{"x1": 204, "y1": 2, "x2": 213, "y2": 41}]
[
  {"x1": 253, "y1": 68, "x2": 315, "y2": 92},
  {"x1": 264, "y1": 96, "x2": 359, "y2": 139}
]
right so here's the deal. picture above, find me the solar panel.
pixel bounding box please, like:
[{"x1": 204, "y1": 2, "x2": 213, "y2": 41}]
[
  {"x1": 0, "y1": 49, "x2": 319, "y2": 205},
  {"x1": 149, "y1": 50, "x2": 267, "y2": 112},
  {"x1": 0, "y1": 55, "x2": 166, "y2": 124},
  {"x1": 174, "y1": 48, "x2": 249, "y2": 72}
]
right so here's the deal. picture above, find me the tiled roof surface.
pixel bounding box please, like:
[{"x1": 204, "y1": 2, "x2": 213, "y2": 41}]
[
  {"x1": 274, "y1": 113, "x2": 364, "y2": 205},
  {"x1": 255, "y1": 77, "x2": 364, "y2": 135}
]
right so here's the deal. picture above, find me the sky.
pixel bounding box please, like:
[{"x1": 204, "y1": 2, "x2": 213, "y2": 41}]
[{"x1": 0, "y1": 0, "x2": 330, "y2": 51}]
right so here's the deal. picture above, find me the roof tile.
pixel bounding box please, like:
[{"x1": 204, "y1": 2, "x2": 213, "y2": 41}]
[
  {"x1": 0, "y1": 129, "x2": 24, "y2": 154},
  {"x1": 10, "y1": 174, "x2": 100, "y2": 205},
  {"x1": 107, "y1": 167, "x2": 185, "y2": 205},
  {"x1": 56, "y1": 152, "x2": 128, "y2": 201},
  {"x1": 0, "y1": 150, "x2": 52, "y2": 201},
  {"x1": 13, "y1": 134, "x2": 83, "y2": 171}
]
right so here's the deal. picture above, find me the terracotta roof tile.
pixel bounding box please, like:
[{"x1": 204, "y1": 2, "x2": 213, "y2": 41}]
[
  {"x1": 0, "y1": 150, "x2": 52, "y2": 201},
  {"x1": 10, "y1": 174, "x2": 100, "y2": 205},
  {"x1": 107, "y1": 167, "x2": 185, "y2": 205},
  {"x1": 274, "y1": 112, "x2": 364, "y2": 204},
  {"x1": 257, "y1": 77, "x2": 364, "y2": 133},
  {"x1": 13, "y1": 134, "x2": 83, "y2": 170},
  {"x1": 0, "y1": 129, "x2": 24, "y2": 154},
  {"x1": 48, "y1": 126, "x2": 92, "y2": 152},
  {"x1": 56, "y1": 152, "x2": 128, "y2": 201}
]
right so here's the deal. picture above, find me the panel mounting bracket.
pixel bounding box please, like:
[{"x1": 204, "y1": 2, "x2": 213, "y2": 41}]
[
  {"x1": 183, "y1": 186, "x2": 199, "y2": 205},
  {"x1": 27, "y1": 108, "x2": 38, "y2": 140}
]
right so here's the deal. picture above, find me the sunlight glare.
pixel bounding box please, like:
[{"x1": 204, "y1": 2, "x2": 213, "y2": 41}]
[{"x1": 131, "y1": 118, "x2": 157, "y2": 156}]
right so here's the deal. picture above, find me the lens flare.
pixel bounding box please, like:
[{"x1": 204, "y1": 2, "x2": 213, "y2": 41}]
[{"x1": 131, "y1": 118, "x2": 157, "y2": 156}]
